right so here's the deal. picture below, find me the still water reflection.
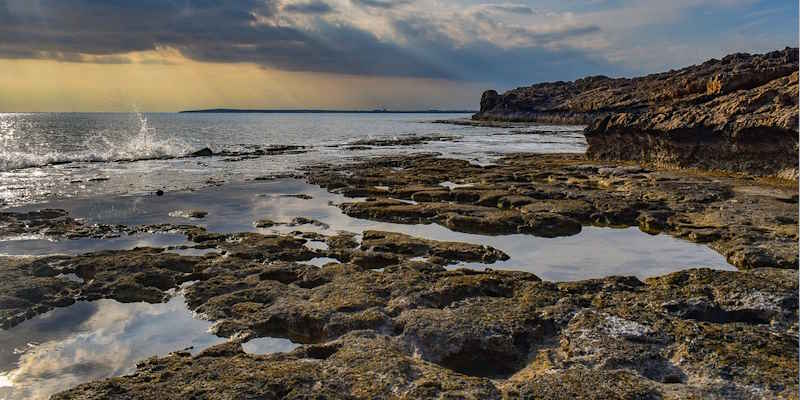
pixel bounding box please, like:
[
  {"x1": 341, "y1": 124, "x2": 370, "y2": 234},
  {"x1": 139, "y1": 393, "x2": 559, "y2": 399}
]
[
  {"x1": 242, "y1": 337, "x2": 300, "y2": 355},
  {"x1": 0, "y1": 178, "x2": 739, "y2": 398},
  {"x1": 6, "y1": 179, "x2": 736, "y2": 281},
  {"x1": 0, "y1": 295, "x2": 226, "y2": 400}
]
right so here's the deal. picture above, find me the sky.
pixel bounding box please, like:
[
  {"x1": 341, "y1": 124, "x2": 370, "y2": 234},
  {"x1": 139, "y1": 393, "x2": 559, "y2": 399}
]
[{"x1": 0, "y1": 0, "x2": 796, "y2": 112}]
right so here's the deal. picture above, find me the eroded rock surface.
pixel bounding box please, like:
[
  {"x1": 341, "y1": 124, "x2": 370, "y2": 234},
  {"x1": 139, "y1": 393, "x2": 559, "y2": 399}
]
[
  {"x1": 307, "y1": 154, "x2": 798, "y2": 270},
  {"x1": 473, "y1": 48, "x2": 799, "y2": 177},
  {"x1": 52, "y1": 260, "x2": 797, "y2": 399},
  {"x1": 586, "y1": 70, "x2": 799, "y2": 178},
  {"x1": 347, "y1": 135, "x2": 457, "y2": 147},
  {"x1": 0, "y1": 224, "x2": 512, "y2": 329},
  {"x1": 0, "y1": 209, "x2": 99, "y2": 239}
]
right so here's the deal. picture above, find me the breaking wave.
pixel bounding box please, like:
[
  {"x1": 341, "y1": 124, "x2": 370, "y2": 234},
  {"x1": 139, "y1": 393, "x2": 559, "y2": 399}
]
[
  {"x1": 0, "y1": 113, "x2": 195, "y2": 172},
  {"x1": 0, "y1": 139, "x2": 194, "y2": 172}
]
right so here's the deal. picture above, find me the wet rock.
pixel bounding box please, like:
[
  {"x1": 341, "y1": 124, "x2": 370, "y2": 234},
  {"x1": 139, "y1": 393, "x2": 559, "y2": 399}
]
[
  {"x1": 54, "y1": 332, "x2": 503, "y2": 400},
  {"x1": 502, "y1": 368, "x2": 662, "y2": 399},
  {"x1": 254, "y1": 218, "x2": 278, "y2": 228},
  {"x1": 0, "y1": 229, "x2": 327, "y2": 328},
  {"x1": 349, "y1": 135, "x2": 457, "y2": 147},
  {"x1": 65, "y1": 248, "x2": 203, "y2": 302},
  {"x1": 212, "y1": 145, "x2": 307, "y2": 158},
  {"x1": 360, "y1": 230, "x2": 509, "y2": 264},
  {"x1": 521, "y1": 199, "x2": 595, "y2": 221},
  {"x1": 348, "y1": 250, "x2": 401, "y2": 269},
  {"x1": 3, "y1": 153, "x2": 797, "y2": 398},
  {"x1": 0, "y1": 209, "x2": 158, "y2": 241},
  {"x1": 54, "y1": 265, "x2": 798, "y2": 399},
  {"x1": 410, "y1": 190, "x2": 451, "y2": 202},
  {"x1": 521, "y1": 212, "x2": 582, "y2": 237},
  {"x1": 219, "y1": 233, "x2": 315, "y2": 262},
  {"x1": 289, "y1": 217, "x2": 330, "y2": 230},
  {"x1": 307, "y1": 154, "x2": 797, "y2": 270},
  {"x1": 168, "y1": 209, "x2": 208, "y2": 219},
  {"x1": 0, "y1": 249, "x2": 207, "y2": 327},
  {"x1": 253, "y1": 217, "x2": 330, "y2": 230},
  {"x1": 0, "y1": 257, "x2": 79, "y2": 329},
  {"x1": 280, "y1": 193, "x2": 313, "y2": 200},
  {"x1": 190, "y1": 147, "x2": 214, "y2": 157},
  {"x1": 0, "y1": 209, "x2": 81, "y2": 239},
  {"x1": 325, "y1": 231, "x2": 360, "y2": 250}
]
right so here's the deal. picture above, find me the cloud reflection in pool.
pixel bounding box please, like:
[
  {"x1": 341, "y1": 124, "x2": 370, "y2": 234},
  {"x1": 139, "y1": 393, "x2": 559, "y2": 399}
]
[{"x1": 0, "y1": 294, "x2": 226, "y2": 400}]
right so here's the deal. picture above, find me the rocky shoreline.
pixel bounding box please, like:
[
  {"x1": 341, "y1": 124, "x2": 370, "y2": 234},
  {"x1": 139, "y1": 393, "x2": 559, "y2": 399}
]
[
  {"x1": 472, "y1": 48, "x2": 799, "y2": 178},
  {"x1": 0, "y1": 152, "x2": 797, "y2": 399},
  {"x1": 306, "y1": 154, "x2": 797, "y2": 270}
]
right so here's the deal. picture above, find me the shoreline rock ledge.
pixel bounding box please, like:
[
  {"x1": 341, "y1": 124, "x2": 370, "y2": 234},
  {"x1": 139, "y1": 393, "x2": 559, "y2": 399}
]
[{"x1": 473, "y1": 48, "x2": 799, "y2": 178}]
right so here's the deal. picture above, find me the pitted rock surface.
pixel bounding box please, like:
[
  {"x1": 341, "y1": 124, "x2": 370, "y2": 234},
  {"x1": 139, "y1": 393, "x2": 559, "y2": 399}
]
[{"x1": 51, "y1": 260, "x2": 797, "y2": 399}]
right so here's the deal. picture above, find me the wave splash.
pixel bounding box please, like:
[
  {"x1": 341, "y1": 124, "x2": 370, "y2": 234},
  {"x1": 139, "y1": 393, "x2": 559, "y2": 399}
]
[{"x1": 0, "y1": 113, "x2": 194, "y2": 172}]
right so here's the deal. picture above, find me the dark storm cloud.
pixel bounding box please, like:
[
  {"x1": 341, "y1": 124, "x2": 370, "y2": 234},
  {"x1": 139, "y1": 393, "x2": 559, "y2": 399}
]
[
  {"x1": 0, "y1": 0, "x2": 280, "y2": 55},
  {"x1": 389, "y1": 15, "x2": 624, "y2": 86},
  {"x1": 177, "y1": 19, "x2": 453, "y2": 78},
  {"x1": 0, "y1": 0, "x2": 450, "y2": 77},
  {"x1": 0, "y1": 0, "x2": 624, "y2": 85}
]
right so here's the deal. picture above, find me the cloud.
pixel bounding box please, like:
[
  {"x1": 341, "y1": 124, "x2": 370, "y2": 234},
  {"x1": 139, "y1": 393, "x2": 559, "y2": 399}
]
[
  {"x1": 0, "y1": 0, "x2": 791, "y2": 87},
  {"x1": 0, "y1": 0, "x2": 446, "y2": 77},
  {"x1": 0, "y1": 0, "x2": 615, "y2": 85},
  {"x1": 479, "y1": 3, "x2": 537, "y2": 15},
  {"x1": 282, "y1": 0, "x2": 334, "y2": 14},
  {"x1": 350, "y1": 0, "x2": 413, "y2": 9}
]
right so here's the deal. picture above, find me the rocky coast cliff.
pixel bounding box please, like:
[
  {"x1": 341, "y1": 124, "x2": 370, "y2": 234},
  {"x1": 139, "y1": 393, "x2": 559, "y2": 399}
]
[{"x1": 474, "y1": 48, "x2": 799, "y2": 178}]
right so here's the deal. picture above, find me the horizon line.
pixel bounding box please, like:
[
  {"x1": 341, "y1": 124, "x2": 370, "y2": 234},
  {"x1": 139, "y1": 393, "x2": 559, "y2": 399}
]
[
  {"x1": 0, "y1": 109, "x2": 478, "y2": 114},
  {"x1": 179, "y1": 108, "x2": 478, "y2": 114}
]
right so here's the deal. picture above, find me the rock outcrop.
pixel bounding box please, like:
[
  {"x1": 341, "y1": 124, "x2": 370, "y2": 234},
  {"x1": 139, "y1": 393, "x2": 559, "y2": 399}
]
[
  {"x1": 53, "y1": 262, "x2": 799, "y2": 399},
  {"x1": 473, "y1": 48, "x2": 799, "y2": 177},
  {"x1": 7, "y1": 227, "x2": 792, "y2": 398}
]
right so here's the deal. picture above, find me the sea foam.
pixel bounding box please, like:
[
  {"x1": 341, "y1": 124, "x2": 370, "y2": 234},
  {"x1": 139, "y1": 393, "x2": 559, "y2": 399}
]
[{"x1": 0, "y1": 113, "x2": 194, "y2": 172}]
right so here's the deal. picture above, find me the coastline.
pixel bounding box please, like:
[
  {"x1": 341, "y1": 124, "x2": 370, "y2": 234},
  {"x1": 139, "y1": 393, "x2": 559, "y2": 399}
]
[
  {"x1": 471, "y1": 48, "x2": 799, "y2": 179},
  {"x1": 3, "y1": 2, "x2": 797, "y2": 398},
  {"x1": 1, "y1": 149, "x2": 797, "y2": 399}
]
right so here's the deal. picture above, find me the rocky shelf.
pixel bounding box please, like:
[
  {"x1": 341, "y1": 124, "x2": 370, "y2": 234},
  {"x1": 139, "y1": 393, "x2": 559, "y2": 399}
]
[
  {"x1": 1, "y1": 153, "x2": 796, "y2": 399},
  {"x1": 473, "y1": 48, "x2": 799, "y2": 178},
  {"x1": 306, "y1": 154, "x2": 798, "y2": 270}
]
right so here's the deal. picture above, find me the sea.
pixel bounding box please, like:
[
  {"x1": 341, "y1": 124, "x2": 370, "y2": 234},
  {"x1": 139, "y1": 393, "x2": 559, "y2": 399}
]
[{"x1": 0, "y1": 112, "x2": 585, "y2": 207}]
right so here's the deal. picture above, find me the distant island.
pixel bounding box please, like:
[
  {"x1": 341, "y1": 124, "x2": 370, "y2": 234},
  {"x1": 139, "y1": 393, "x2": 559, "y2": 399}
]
[{"x1": 179, "y1": 108, "x2": 477, "y2": 114}]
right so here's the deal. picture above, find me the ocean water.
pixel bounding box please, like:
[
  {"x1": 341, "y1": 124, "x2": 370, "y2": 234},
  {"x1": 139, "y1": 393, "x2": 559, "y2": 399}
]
[{"x1": 0, "y1": 112, "x2": 585, "y2": 207}]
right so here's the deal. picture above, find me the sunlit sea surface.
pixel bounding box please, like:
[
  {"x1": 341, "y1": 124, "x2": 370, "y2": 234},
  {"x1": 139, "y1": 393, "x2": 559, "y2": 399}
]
[{"x1": 0, "y1": 112, "x2": 585, "y2": 207}]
